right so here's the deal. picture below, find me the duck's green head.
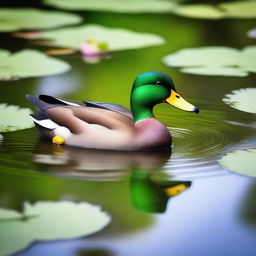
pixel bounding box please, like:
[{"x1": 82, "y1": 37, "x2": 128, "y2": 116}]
[{"x1": 131, "y1": 71, "x2": 199, "y2": 122}]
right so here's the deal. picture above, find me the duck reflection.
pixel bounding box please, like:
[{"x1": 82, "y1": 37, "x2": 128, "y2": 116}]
[
  {"x1": 34, "y1": 140, "x2": 172, "y2": 178},
  {"x1": 34, "y1": 140, "x2": 191, "y2": 213},
  {"x1": 130, "y1": 169, "x2": 191, "y2": 213}
]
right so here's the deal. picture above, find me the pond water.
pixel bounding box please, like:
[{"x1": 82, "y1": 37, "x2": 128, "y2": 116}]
[{"x1": 0, "y1": 7, "x2": 256, "y2": 256}]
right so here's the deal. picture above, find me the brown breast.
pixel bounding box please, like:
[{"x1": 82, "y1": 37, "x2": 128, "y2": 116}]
[{"x1": 135, "y1": 118, "x2": 172, "y2": 150}]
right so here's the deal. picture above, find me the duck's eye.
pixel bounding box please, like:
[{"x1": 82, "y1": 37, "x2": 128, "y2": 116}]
[{"x1": 155, "y1": 81, "x2": 162, "y2": 86}]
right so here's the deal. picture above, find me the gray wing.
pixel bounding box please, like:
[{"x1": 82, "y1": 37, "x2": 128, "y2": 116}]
[
  {"x1": 26, "y1": 94, "x2": 133, "y2": 120},
  {"x1": 84, "y1": 101, "x2": 133, "y2": 120}
]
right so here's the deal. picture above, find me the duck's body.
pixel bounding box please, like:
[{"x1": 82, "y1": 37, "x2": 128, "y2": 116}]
[
  {"x1": 63, "y1": 114, "x2": 171, "y2": 151},
  {"x1": 27, "y1": 71, "x2": 198, "y2": 151}
]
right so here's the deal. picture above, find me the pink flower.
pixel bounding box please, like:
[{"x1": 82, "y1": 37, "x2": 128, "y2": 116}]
[{"x1": 81, "y1": 39, "x2": 108, "y2": 56}]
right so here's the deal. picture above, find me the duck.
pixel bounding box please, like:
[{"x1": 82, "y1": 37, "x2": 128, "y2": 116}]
[{"x1": 27, "y1": 71, "x2": 199, "y2": 151}]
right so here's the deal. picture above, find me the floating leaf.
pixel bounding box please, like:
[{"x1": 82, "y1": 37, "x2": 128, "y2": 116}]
[
  {"x1": 162, "y1": 46, "x2": 256, "y2": 77},
  {"x1": 0, "y1": 8, "x2": 81, "y2": 32},
  {"x1": 0, "y1": 104, "x2": 34, "y2": 132},
  {"x1": 36, "y1": 24, "x2": 165, "y2": 51},
  {"x1": 0, "y1": 208, "x2": 23, "y2": 220},
  {"x1": 223, "y1": 88, "x2": 256, "y2": 114},
  {"x1": 43, "y1": 0, "x2": 256, "y2": 18},
  {"x1": 174, "y1": 1, "x2": 256, "y2": 19},
  {"x1": 219, "y1": 1, "x2": 256, "y2": 19},
  {"x1": 45, "y1": 0, "x2": 177, "y2": 13},
  {"x1": 0, "y1": 201, "x2": 111, "y2": 255},
  {"x1": 174, "y1": 4, "x2": 224, "y2": 19},
  {"x1": 0, "y1": 49, "x2": 70, "y2": 80},
  {"x1": 219, "y1": 149, "x2": 256, "y2": 177}
]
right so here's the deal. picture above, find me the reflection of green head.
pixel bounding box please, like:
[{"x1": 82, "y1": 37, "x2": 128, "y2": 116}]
[
  {"x1": 130, "y1": 170, "x2": 191, "y2": 214},
  {"x1": 130, "y1": 71, "x2": 176, "y2": 122}
]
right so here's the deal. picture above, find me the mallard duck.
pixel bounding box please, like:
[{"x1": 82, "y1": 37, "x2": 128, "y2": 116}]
[{"x1": 27, "y1": 71, "x2": 199, "y2": 151}]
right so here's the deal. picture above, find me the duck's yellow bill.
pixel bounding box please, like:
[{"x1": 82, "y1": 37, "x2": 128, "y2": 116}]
[
  {"x1": 165, "y1": 89, "x2": 199, "y2": 113},
  {"x1": 165, "y1": 184, "x2": 189, "y2": 197}
]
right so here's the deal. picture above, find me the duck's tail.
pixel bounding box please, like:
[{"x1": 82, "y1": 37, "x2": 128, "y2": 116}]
[
  {"x1": 26, "y1": 95, "x2": 59, "y2": 139},
  {"x1": 26, "y1": 94, "x2": 69, "y2": 111}
]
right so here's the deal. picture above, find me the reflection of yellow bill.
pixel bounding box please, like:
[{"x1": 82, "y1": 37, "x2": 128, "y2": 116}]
[
  {"x1": 165, "y1": 89, "x2": 199, "y2": 113},
  {"x1": 165, "y1": 184, "x2": 189, "y2": 197}
]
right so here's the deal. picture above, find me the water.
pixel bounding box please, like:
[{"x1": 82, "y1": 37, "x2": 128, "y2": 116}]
[{"x1": 0, "y1": 7, "x2": 256, "y2": 256}]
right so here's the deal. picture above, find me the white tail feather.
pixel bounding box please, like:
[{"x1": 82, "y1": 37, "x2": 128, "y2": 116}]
[
  {"x1": 30, "y1": 116, "x2": 59, "y2": 129},
  {"x1": 56, "y1": 98, "x2": 80, "y2": 107}
]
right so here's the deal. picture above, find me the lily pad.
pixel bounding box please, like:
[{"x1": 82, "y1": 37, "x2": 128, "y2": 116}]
[
  {"x1": 0, "y1": 201, "x2": 111, "y2": 255},
  {"x1": 162, "y1": 46, "x2": 256, "y2": 77},
  {"x1": 45, "y1": 0, "x2": 178, "y2": 13},
  {"x1": 223, "y1": 88, "x2": 256, "y2": 114},
  {"x1": 0, "y1": 49, "x2": 70, "y2": 80},
  {"x1": 0, "y1": 208, "x2": 23, "y2": 220},
  {"x1": 174, "y1": 1, "x2": 256, "y2": 19},
  {"x1": 173, "y1": 4, "x2": 224, "y2": 19},
  {"x1": 218, "y1": 149, "x2": 256, "y2": 177},
  {"x1": 0, "y1": 104, "x2": 34, "y2": 132},
  {"x1": 36, "y1": 24, "x2": 165, "y2": 51},
  {"x1": 219, "y1": 1, "x2": 256, "y2": 19},
  {"x1": 0, "y1": 8, "x2": 81, "y2": 32}
]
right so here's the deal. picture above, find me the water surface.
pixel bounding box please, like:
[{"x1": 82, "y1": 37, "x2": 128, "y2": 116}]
[{"x1": 0, "y1": 7, "x2": 256, "y2": 256}]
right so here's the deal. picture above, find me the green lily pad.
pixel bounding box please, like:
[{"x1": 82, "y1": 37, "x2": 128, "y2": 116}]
[
  {"x1": 0, "y1": 208, "x2": 23, "y2": 220},
  {"x1": 174, "y1": 1, "x2": 256, "y2": 19},
  {"x1": 219, "y1": 1, "x2": 256, "y2": 19},
  {"x1": 45, "y1": 0, "x2": 178, "y2": 13},
  {"x1": 0, "y1": 8, "x2": 81, "y2": 32},
  {"x1": 0, "y1": 201, "x2": 111, "y2": 255},
  {"x1": 0, "y1": 104, "x2": 34, "y2": 132},
  {"x1": 218, "y1": 149, "x2": 256, "y2": 177},
  {"x1": 36, "y1": 24, "x2": 165, "y2": 51},
  {"x1": 223, "y1": 88, "x2": 256, "y2": 114},
  {"x1": 173, "y1": 4, "x2": 224, "y2": 19},
  {"x1": 162, "y1": 46, "x2": 256, "y2": 77},
  {"x1": 0, "y1": 49, "x2": 70, "y2": 80}
]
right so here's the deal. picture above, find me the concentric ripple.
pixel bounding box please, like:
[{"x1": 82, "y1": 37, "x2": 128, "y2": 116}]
[{"x1": 157, "y1": 102, "x2": 256, "y2": 180}]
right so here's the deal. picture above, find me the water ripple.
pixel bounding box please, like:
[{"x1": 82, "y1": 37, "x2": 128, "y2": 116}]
[
  {"x1": 0, "y1": 104, "x2": 255, "y2": 181},
  {"x1": 157, "y1": 104, "x2": 256, "y2": 180}
]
